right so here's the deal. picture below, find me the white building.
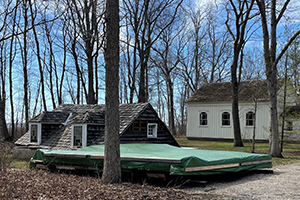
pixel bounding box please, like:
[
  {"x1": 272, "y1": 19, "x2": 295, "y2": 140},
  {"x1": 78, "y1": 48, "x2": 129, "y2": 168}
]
[{"x1": 186, "y1": 79, "x2": 298, "y2": 142}]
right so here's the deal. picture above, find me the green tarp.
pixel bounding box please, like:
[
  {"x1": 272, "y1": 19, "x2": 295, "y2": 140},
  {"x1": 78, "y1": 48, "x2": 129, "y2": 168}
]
[{"x1": 31, "y1": 143, "x2": 272, "y2": 175}]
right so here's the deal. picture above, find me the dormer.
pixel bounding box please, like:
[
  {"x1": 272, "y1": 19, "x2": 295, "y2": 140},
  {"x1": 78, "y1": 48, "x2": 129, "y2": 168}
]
[{"x1": 28, "y1": 112, "x2": 71, "y2": 145}]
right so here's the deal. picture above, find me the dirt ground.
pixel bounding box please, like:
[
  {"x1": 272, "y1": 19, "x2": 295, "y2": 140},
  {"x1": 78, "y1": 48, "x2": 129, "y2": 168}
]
[
  {"x1": 0, "y1": 168, "x2": 192, "y2": 199},
  {"x1": 187, "y1": 163, "x2": 300, "y2": 199},
  {"x1": 1, "y1": 163, "x2": 300, "y2": 199}
]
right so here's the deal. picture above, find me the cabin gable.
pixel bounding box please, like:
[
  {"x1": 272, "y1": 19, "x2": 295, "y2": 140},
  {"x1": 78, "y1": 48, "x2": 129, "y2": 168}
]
[{"x1": 120, "y1": 105, "x2": 179, "y2": 147}]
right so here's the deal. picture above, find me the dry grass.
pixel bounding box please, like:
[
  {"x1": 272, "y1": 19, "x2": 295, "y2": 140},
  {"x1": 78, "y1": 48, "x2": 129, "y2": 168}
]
[
  {"x1": 0, "y1": 138, "x2": 14, "y2": 170},
  {"x1": 0, "y1": 168, "x2": 198, "y2": 200}
]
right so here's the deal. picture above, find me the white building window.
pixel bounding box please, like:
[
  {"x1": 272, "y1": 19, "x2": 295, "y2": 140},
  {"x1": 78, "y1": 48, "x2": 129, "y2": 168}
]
[
  {"x1": 147, "y1": 123, "x2": 157, "y2": 138},
  {"x1": 222, "y1": 112, "x2": 230, "y2": 126},
  {"x1": 199, "y1": 112, "x2": 208, "y2": 126},
  {"x1": 71, "y1": 124, "x2": 87, "y2": 148},
  {"x1": 29, "y1": 123, "x2": 41, "y2": 145},
  {"x1": 246, "y1": 111, "x2": 255, "y2": 126}
]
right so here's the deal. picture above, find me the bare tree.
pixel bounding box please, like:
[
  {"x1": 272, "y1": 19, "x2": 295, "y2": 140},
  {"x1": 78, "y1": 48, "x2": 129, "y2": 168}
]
[
  {"x1": 55, "y1": 17, "x2": 68, "y2": 106},
  {"x1": 8, "y1": 0, "x2": 18, "y2": 140},
  {"x1": 43, "y1": 17, "x2": 57, "y2": 109},
  {"x1": 256, "y1": 0, "x2": 300, "y2": 157},
  {"x1": 287, "y1": 37, "x2": 300, "y2": 92},
  {"x1": 123, "y1": 0, "x2": 183, "y2": 103},
  {"x1": 66, "y1": 0, "x2": 105, "y2": 104},
  {"x1": 180, "y1": 4, "x2": 207, "y2": 93},
  {"x1": 245, "y1": 81, "x2": 265, "y2": 153},
  {"x1": 206, "y1": 4, "x2": 232, "y2": 83},
  {"x1": 102, "y1": 0, "x2": 121, "y2": 183},
  {"x1": 120, "y1": 11, "x2": 138, "y2": 103},
  {"x1": 225, "y1": 0, "x2": 256, "y2": 147},
  {"x1": 180, "y1": 2, "x2": 231, "y2": 94},
  {"x1": 21, "y1": 0, "x2": 30, "y2": 131},
  {"x1": 241, "y1": 47, "x2": 265, "y2": 80},
  {"x1": 151, "y1": 22, "x2": 183, "y2": 135},
  {"x1": 28, "y1": 1, "x2": 47, "y2": 111},
  {"x1": 0, "y1": 42, "x2": 10, "y2": 140},
  {"x1": 0, "y1": 0, "x2": 20, "y2": 140},
  {"x1": 177, "y1": 82, "x2": 188, "y2": 135}
]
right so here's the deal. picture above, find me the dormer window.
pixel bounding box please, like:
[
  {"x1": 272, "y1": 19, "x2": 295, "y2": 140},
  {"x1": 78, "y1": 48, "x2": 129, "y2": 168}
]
[
  {"x1": 147, "y1": 123, "x2": 157, "y2": 138},
  {"x1": 71, "y1": 124, "x2": 87, "y2": 148},
  {"x1": 29, "y1": 123, "x2": 41, "y2": 145}
]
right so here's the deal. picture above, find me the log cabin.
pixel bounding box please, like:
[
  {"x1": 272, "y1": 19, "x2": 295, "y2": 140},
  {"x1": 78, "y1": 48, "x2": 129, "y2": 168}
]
[{"x1": 14, "y1": 103, "x2": 179, "y2": 159}]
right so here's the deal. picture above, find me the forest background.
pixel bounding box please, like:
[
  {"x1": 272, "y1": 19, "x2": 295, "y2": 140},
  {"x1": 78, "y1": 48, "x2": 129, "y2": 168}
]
[{"x1": 1, "y1": 0, "x2": 300, "y2": 145}]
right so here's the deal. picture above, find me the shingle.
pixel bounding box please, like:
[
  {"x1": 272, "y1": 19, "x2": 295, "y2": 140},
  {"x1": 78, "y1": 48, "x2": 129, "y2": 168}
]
[
  {"x1": 15, "y1": 103, "x2": 150, "y2": 149},
  {"x1": 30, "y1": 112, "x2": 71, "y2": 124},
  {"x1": 186, "y1": 79, "x2": 284, "y2": 103}
]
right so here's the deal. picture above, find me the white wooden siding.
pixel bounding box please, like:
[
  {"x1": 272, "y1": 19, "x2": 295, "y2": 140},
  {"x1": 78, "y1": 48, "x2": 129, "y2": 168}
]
[{"x1": 186, "y1": 102, "x2": 270, "y2": 140}]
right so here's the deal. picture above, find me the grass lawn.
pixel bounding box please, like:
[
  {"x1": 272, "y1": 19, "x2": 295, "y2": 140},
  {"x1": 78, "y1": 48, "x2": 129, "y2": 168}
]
[
  {"x1": 11, "y1": 159, "x2": 30, "y2": 169},
  {"x1": 176, "y1": 137, "x2": 300, "y2": 166}
]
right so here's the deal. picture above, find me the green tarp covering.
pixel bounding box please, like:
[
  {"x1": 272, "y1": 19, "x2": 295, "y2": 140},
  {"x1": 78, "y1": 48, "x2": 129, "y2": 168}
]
[{"x1": 31, "y1": 143, "x2": 272, "y2": 175}]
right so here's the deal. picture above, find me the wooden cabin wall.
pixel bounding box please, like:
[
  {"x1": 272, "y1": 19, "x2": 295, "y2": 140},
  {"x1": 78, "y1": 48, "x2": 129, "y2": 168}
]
[
  {"x1": 87, "y1": 125, "x2": 105, "y2": 146},
  {"x1": 41, "y1": 124, "x2": 61, "y2": 142},
  {"x1": 120, "y1": 106, "x2": 179, "y2": 147}
]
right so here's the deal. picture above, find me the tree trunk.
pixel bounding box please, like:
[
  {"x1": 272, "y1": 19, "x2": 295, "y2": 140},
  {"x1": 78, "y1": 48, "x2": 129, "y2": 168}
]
[
  {"x1": 87, "y1": 51, "x2": 96, "y2": 104},
  {"x1": 57, "y1": 19, "x2": 67, "y2": 106},
  {"x1": 225, "y1": 0, "x2": 255, "y2": 147},
  {"x1": 45, "y1": 23, "x2": 56, "y2": 109},
  {"x1": 232, "y1": 47, "x2": 243, "y2": 147},
  {"x1": 102, "y1": 0, "x2": 121, "y2": 184},
  {"x1": 22, "y1": 0, "x2": 29, "y2": 131},
  {"x1": 251, "y1": 101, "x2": 257, "y2": 153},
  {"x1": 29, "y1": 1, "x2": 47, "y2": 111},
  {"x1": 281, "y1": 58, "x2": 288, "y2": 153},
  {"x1": 268, "y1": 0, "x2": 282, "y2": 158},
  {"x1": 138, "y1": 60, "x2": 146, "y2": 103},
  {"x1": 9, "y1": 54, "x2": 15, "y2": 140},
  {"x1": 95, "y1": 46, "x2": 99, "y2": 103},
  {"x1": 167, "y1": 77, "x2": 176, "y2": 135},
  {"x1": 0, "y1": 100, "x2": 10, "y2": 140},
  {"x1": 267, "y1": 74, "x2": 282, "y2": 157},
  {"x1": 9, "y1": 3, "x2": 17, "y2": 140},
  {"x1": 255, "y1": 0, "x2": 284, "y2": 157},
  {"x1": 232, "y1": 76, "x2": 243, "y2": 147}
]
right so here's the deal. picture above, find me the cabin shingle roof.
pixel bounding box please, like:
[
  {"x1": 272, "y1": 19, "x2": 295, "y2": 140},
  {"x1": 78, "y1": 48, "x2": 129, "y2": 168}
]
[
  {"x1": 186, "y1": 79, "x2": 283, "y2": 103},
  {"x1": 30, "y1": 112, "x2": 70, "y2": 124},
  {"x1": 15, "y1": 103, "x2": 150, "y2": 149}
]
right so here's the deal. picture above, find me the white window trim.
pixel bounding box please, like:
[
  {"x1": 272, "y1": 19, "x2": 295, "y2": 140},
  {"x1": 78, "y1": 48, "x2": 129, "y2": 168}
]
[
  {"x1": 29, "y1": 123, "x2": 41, "y2": 145},
  {"x1": 71, "y1": 124, "x2": 87, "y2": 148},
  {"x1": 147, "y1": 123, "x2": 157, "y2": 138}
]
